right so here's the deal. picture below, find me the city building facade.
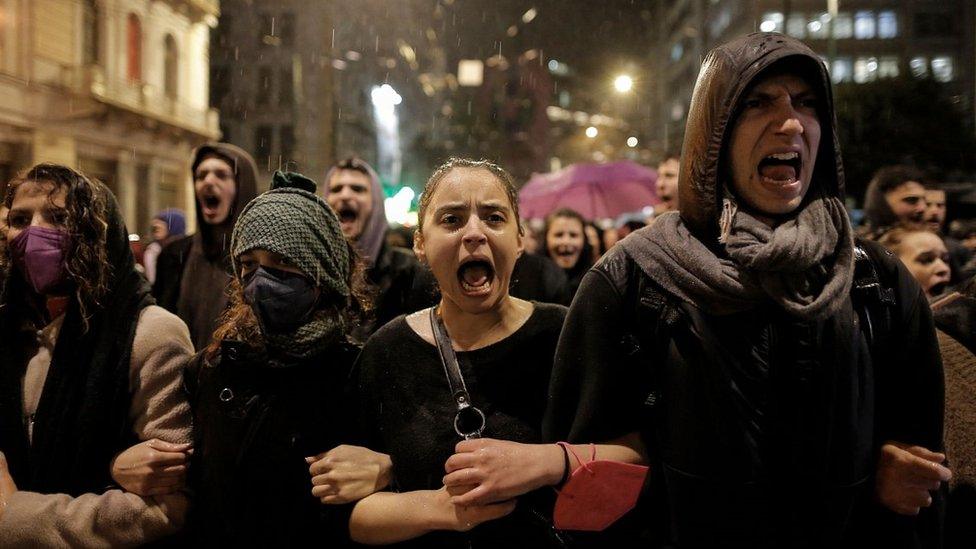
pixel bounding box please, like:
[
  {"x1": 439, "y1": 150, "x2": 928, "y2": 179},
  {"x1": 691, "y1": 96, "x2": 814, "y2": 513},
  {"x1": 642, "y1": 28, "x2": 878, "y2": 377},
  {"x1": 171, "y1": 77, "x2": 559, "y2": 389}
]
[
  {"x1": 210, "y1": 0, "x2": 337, "y2": 187},
  {"x1": 0, "y1": 0, "x2": 219, "y2": 235},
  {"x1": 648, "y1": 0, "x2": 976, "y2": 151}
]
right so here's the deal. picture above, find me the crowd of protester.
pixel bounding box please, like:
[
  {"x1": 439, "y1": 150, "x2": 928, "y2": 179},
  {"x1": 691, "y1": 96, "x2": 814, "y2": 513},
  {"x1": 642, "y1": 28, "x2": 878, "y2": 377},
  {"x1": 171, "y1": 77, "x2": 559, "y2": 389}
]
[{"x1": 0, "y1": 31, "x2": 973, "y2": 548}]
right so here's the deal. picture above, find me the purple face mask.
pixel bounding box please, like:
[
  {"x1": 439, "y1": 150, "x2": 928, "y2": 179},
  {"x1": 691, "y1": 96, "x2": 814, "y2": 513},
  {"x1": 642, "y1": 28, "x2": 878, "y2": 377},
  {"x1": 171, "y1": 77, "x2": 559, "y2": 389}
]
[{"x1": 10, "y1": 226, "x2": 71, "y2": 295}]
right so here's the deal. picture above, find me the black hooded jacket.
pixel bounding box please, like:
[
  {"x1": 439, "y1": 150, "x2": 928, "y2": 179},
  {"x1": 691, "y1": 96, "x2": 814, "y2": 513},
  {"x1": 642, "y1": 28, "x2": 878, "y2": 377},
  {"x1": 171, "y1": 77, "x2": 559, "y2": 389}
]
[
  {"x1": 153, "y1": 143, "x2": 259, "y2": 349},
  {"x1": 544, "y1": 33, "x2": 944, "y2": 548}
]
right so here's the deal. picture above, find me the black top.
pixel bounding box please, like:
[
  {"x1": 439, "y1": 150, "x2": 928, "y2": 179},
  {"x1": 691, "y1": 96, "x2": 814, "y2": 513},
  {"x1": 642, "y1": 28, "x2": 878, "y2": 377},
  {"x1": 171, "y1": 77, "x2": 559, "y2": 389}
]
[
  {"x1": 352, "y1": 241, "x2": 438, "y2": 343},
  {"x1": 355, "y1": 302, "x2": 568, "y2": 548},
  {"x1": 184, "y1": 339, "x2": 360, "y2": 546}
]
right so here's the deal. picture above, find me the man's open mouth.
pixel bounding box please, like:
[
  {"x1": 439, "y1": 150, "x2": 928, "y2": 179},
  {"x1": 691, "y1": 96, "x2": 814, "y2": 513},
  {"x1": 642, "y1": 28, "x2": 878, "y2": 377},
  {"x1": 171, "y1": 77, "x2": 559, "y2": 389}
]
[
  {"x1": 338, "y1": 207, "x2": 358, "y2": 224},
  {"x1": 555, "y1": 246, "x2": 578, "y2": 257},
  {"x1": 457, "y1": 259, "x2": 494, "y2": 296},
  {"x1": 757, "y1": 151, "x2": 802, "y2": 184}
]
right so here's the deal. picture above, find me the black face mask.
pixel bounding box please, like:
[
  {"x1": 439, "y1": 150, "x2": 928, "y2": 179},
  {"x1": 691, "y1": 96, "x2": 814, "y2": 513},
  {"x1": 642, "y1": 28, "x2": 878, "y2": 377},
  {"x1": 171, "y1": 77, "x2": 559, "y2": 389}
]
[{"x1": 242, "y1": 265, "x2": 319, "y2": 334}]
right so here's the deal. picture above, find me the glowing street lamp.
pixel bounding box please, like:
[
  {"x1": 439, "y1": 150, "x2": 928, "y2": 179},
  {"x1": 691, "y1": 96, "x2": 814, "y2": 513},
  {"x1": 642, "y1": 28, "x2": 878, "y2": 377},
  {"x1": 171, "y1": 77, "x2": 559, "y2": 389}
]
[
  {"x1": 585, "y1": 126, "x2": 598, "y2": 138},
  {"x1": 627, "y1": 136, "x2": 638, "y2": 148},
  {"x1": 613, "y1": 74, "x2": 633, "y2": 93}
]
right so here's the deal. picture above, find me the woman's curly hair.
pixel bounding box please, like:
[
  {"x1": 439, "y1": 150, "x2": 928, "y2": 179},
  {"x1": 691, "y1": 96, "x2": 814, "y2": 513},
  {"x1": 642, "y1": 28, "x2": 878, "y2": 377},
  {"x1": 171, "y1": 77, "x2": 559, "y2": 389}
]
[
  {"x1": 3, "y1": 164, "x2": 111, "y2": 330},
  {"x1": 205, "y1": 239, "x2": 372, "y2": 360}
]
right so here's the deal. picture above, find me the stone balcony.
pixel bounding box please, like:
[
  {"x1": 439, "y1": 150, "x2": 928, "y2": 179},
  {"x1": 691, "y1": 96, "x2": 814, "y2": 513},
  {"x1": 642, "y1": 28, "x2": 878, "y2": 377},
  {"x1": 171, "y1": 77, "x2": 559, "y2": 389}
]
[{"x1": 71, "y1": 65, "x2": 220, "y2": 139}]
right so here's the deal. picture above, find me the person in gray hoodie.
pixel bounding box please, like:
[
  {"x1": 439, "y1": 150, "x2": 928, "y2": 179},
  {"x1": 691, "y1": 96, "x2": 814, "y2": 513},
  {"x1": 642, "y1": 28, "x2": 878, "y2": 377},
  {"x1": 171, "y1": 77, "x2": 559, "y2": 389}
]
[{"x1": 324, "y1": 157, "x2": 436, "y2": 341}]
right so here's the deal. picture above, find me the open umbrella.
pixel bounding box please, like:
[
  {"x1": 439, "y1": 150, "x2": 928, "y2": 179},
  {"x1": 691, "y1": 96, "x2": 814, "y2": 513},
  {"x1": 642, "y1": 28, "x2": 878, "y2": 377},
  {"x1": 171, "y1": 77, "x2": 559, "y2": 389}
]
[{"x1": 519, "y1": 160, "x2": 659, "y2": 220}]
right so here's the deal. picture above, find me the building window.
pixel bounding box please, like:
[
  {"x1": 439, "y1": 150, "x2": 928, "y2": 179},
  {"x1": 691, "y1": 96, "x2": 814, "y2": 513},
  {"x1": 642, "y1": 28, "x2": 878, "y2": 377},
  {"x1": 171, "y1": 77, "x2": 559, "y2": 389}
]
[
  {"x1": 878, "y1": 11, "x2": 898, "y2": 38},
  {"x1": 164, "y1": 35, "x2": 179, "y2": 99},
  {"x1": 256, "y1": 66, "x2": 272, "y2": 106},
  {"x1": 759, "y1": 12, "x2": 784, "y2": 33},
  {"x1": 832, "y1": 58, "x2": 853, "y2": 83},
  {"x1": 558, "y1": 90, "x2": 570, "y2": 108},
  {"x1": 878, "y1": 56, "x2": 899, "y2": 78},
  {"x1": 258, "y1": 13, "x2": 275, "y2": 47},
  {"x1": 708, "y1": 6, "x2": 732, "y2": 39},
  {"x1": 910, "y1": 56, "x2": 928, "y2": 78},
  {"x1": 932, "y1": 57, "x2": 954, "y2": 82},
  {"x1": 280, "y1": 13, "x2": 295, "y2": 48},
  {"x1": 279, "y1": 125, "x2": 295, "y2": 162},
  {"x1": 807, "y1": 13, "x2": 829, "y2": 39},
  {"x1": 126, "y1": 14, "x2": 142, "y2": 81},
  {"x1": 83, "y1": 0, "x2": 101, "y2": 65},
  {"x1": 279, "y1": 67, "x2": 293, "y2": 106},
  {"x1": 832, "y1": 12, "x2": 853, "y2": 39},
  {"x1": 211, "y1": 65, "x2": 232, "y2": 104},
  {"x1": 914, "y1": 12, "x2": 951, "y2": 38},
  {"x1": 255, "y1": 126, "x2": 273, "y2": 161},
  {"x1": 786, "y1": 13, "x2": 806, "y2": 38},
  {"x1": 670, "y1": 42, "x2": 683, "y2": 62},
  {"x1": 854, "y1": 56, "x2": 878, "y2": 83},
  {"x1": 854, "y1": 11, "x2": 875, "y2": 39}
]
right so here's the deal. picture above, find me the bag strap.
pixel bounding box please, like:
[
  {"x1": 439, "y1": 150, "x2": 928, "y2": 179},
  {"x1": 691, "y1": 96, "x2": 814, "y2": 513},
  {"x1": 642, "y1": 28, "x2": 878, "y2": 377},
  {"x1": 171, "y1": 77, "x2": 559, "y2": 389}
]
[
  {"x1": 852, "y1": 242, "x2": 896, "y2": 348},
  {"x1": 625, "y1": 262, "x2": 678, "y2": 410},
  {"x1": 428, "y1": 308, "x2": 485, "y2": 439}
]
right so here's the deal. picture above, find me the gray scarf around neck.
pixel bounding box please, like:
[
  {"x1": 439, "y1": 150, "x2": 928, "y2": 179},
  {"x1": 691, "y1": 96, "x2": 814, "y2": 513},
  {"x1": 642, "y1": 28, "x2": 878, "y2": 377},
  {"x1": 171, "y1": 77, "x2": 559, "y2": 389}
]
[
  {"x1": 620, "y1": 194, "x2": 854, "y2": 320},
  {"x1": 264, "y1": 308, "x2": 346, "y2": 363}
]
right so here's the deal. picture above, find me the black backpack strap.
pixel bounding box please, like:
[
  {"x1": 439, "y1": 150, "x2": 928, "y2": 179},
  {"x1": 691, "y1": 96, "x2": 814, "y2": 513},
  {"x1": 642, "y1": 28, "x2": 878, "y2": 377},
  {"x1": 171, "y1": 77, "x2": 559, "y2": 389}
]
[
  {"x1": 852, "y1": 242, "x2": 897, "y2": 349},
  {"x1": 621, "y1": 260, "x2": 681, "y2": 443}
]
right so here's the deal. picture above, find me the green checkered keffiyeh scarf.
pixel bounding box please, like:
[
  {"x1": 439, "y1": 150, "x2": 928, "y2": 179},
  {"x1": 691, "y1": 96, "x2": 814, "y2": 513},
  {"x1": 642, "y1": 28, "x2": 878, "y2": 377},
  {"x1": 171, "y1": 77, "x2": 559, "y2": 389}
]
[{"x1": 231, "y1": 171, "x2": 351, "y2": 358}]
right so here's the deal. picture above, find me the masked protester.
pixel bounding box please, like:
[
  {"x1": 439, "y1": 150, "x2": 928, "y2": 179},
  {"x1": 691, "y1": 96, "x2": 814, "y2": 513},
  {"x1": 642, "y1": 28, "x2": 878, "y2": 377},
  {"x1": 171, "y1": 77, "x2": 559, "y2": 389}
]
[
  {"x1": 325, "y1": 157, "x2": 437, "y2": 341},
  {"x1": 0, "y1": 164, "x2": 193, "y2": 546},
  {"x1": 536, "y1": 34, "x2": 949, "y2": 547},
  {"x1": 153, "y1": 143, "x2": 259, "y2": 350},
  {"x1": 542, "y1": 208, "x2": 594, "y2": 300},
  {"x1": 347, "y1": 158, "x2": 634, "y2": 547},
  {"x1": 115, "y1": 171, "x2": 389, "y2": 545}
]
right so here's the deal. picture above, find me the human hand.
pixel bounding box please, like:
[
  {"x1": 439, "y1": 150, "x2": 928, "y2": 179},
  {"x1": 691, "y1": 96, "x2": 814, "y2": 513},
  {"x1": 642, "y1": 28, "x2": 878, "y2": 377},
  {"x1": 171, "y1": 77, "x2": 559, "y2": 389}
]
[
  {"x1": 876, "y1": 441, "x2": 952, "y2": 515},
  {"x1": 429, "y1": 486, "x2": 516, "y2": 532},
  {"x1": 443, "y1": 438, "x2": 564, "y2": 506},
  {"x1": 110, "y1": 439, "x2": 191, "y2": 496},
  {"x1": 0, "y1": 451, "x2": 17, "y2": 518},
  {"x1": 307, "y1": 445, "x2": 393, "y2": 504}
]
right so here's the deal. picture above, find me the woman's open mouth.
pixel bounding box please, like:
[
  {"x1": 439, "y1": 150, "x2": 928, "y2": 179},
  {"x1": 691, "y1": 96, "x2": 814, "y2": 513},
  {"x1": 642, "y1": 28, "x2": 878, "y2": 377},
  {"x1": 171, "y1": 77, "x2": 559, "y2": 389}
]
[
  {"x1": 457, "y1": 259, "x2": 495, "y2": 296},
  {"x1": 929, "y1": 280, "x2": 949, "y2": 296},
  {"x1": 201, "y1": 194, "x2": 222, "y2": 217}
]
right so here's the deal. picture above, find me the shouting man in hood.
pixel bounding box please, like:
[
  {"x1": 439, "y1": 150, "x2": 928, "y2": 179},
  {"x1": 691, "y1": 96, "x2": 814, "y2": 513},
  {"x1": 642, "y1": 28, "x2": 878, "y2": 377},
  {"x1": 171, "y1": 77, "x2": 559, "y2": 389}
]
[
  {"x1": 325, "y1": 158, "x2": 436, "y2": 341},
  {"x1": 153, "y1": 143, "x2": 259, "y2": 350},
  {"x1": 545, "y1": 33, "x2": 947, "y2": 547}
]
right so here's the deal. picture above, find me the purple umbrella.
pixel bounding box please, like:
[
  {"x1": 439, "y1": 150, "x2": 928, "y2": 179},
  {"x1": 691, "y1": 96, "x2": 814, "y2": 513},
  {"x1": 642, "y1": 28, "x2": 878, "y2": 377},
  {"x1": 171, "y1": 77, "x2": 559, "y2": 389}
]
[{"x1": 519, "y1": 160, "x2": 659, "y2": 220}]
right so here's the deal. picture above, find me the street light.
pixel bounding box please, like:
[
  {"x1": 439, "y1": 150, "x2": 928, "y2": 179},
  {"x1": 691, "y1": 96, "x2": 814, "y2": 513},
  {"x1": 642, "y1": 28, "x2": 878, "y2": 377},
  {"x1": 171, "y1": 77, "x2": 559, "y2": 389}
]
[
  {"x1": 585, "y1": 126, "x2": 598, "y2": 138},
  {"x1": 627, "y1": 136, "x2": 638, "y2": 148},
  {"x1": 613, "y1": 75, "x2": 633, "y2": 93}
]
